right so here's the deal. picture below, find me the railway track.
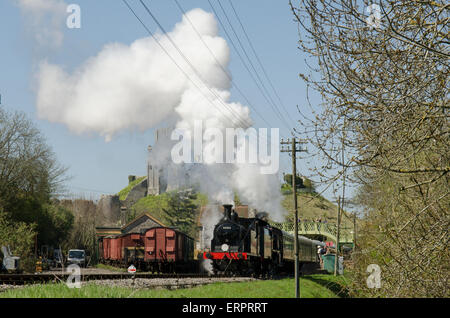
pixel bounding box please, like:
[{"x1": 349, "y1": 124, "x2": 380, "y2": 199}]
[{"x1": 0, "y1": 272, "x2": 249, "y2": 285}]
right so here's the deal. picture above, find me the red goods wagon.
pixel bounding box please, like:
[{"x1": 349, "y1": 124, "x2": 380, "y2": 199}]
[
  {"x1": 98, "y1": 239, "x2": 103, "y2": 259},
  {"x1": 102, "y1": 237, "x2": 111, "y2": 260},
  {"x1": 143, "y1": 227, "x2": 195, "y2": 272},
  {"x1": 99, "y1": 238, "x2": 104, "y2": 259},
  {"x1": 121, "y1": 233, "x2": 142, "y2": 248},
  {"x1": 109, "y1": 236, "x2": 122, "y2": 261},
  {"x1": 120, "y1": 233, "x2": 144, "y2": 266}
]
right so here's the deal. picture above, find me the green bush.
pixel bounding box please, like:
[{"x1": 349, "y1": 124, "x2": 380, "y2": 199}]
[
  {"x1": 281, "y1": 183, "x2": 293, "y2": 195},
  {"x1": 0, "y1": 210, "x2": 36, "y2": 272}
]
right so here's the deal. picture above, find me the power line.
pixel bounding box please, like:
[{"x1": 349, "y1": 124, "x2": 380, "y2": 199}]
[
  {"x1": 122, "y1": 0, "x2": 249, "y2": 129},
  {"x1": 207, "y1": 0, "x2": 292, "y2": 134},
  {"x1": 227, "y1": 0, "x2": 297, "y2": 130},
  {"x1": 138, "y1": 0, "x2": 252, "y2": 129},
  {"x1": 215, "y1": 0, "x2": 281, "y2": 115},
  {"x1": 69, "y1": 185, "x2": 113, "y2": 194},
  {"x1": 213, "y1": 0, "x2": 293, "y2": 134},
  {"x1": 172, "y1": 0, "x2": 274, "y2": 130},
  {"x1": 123, "y1": 0, "x2": 289, "y2": 152}
]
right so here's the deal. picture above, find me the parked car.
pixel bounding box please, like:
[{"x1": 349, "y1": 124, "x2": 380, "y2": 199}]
[{"x1": 67, "y1": 249, "x2": 86, "y2": 268}]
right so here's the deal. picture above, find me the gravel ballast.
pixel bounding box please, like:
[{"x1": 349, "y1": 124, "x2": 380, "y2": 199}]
[{"x1": 86, "y1": 277, "x2": 256, "y2": 289}]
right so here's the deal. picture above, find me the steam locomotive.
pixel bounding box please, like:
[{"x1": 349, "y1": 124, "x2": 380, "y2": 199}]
[{"x1": 203, "y1": 204, "x2": 324, "y2": 275}]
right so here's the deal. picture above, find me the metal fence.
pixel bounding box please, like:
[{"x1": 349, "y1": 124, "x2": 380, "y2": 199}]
[{"x1": 270, "y1": 221, "x2": 354, "y2": 243}]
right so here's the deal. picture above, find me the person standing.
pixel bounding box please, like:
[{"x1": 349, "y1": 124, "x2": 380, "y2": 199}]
[{"x1": 317, "y1": 246, "x2": 324, "y2": 268}]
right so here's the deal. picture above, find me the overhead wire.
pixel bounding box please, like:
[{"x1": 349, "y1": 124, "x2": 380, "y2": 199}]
[
  {"x1": 206, "y1": 0, "x2": 292, "y2": 136},
  {"x1": 209, "y1": 0, "x2": 297, "y2": 174},
  {"x1": 172, "y1": 0, "x2": 274, "y2": 130},
  {"x1": 212, "y1": 0, "x2": 294, "y2": 134},
  {"x1": 138, "y1": 0, "x2": 252, "y2": 129},
  {"x1": 227, "y1": 0, "x2": 297, "y2": 130},
  {"x1": 69, "y1": 185, "x2": 112, "y2": 194},
  {"x1": 123, "y1": 0, "x2": 289, "y2": 169},
  {"x1": 122, "y1": 0, "x2": 250, "y2": 129}
]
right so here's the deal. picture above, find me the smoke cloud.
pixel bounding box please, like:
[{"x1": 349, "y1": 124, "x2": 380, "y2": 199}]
[
  {"x1": 36, "y1": 8, "x2": 232, "y2": 141},
  {"x1": 35, "y1": 8, "x2": 287, "y2": 221},
  {"x1": 15, "y1": 0, "x2": 67, "y2": 49}
]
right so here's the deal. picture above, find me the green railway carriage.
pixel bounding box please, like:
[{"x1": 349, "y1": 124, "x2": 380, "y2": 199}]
[{"x1": 282, "y1": 232, "x2": 320, "y2": 263}]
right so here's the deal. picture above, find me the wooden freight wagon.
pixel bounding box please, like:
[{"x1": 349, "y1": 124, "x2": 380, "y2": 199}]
[
  {"x1": 102, "y1": 237, "x2": 112, "y2": 261},
  {"x1": 143, "y1": 227, "x2": 196, "y2": 273},
  {"x1": 109, "y1": 236, "x2": 122, "y2": 263},
  {"x1": 120, "y1": 232, "x2": 144, "y2": 267}
]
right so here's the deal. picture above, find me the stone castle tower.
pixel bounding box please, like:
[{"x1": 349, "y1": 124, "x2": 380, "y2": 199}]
[{"x1": 147, "y1": 128, "x2": 191, "y2": 195}]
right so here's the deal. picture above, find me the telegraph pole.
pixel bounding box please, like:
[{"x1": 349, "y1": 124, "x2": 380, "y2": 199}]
[
  {"x1": 353, "y1": 212, "x2": 357, "y2": 251},
  {"x1": 335, "y1": 196, "x2": 341, "y2": 276},
  {"x1": 291, "y1": 138, "x2": 299, "y2": 297},
  {"x1": 281, "y1": 137, "x2": 306, "y2": 298}
]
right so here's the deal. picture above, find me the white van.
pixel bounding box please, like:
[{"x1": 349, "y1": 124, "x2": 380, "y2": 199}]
[{"x1": 67, "y1": 249, "x2": 86, "y2": 268}]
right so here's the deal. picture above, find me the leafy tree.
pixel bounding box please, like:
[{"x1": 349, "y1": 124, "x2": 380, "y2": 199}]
[
  {"x1": 0, "y1": 108, "x2": 67, "y2": 206},
  {"x1": 234, "y1": 192, "x2": 242, "y2": 206},
  {"x1": 4, "y1": 197, "x2": 73, "y2": 248},
  {"x1": 0, "y1": 210, "x2": 36, "y2": 271},
  {"x1": 290, "y1": 0, "x2": 449, "y2": 297},
  {"x1": 281, "y1": 183, "x2": 292, "y2": 195},
  {"x1": 283, "y1": 174, "x2": 304, "y2": 188},
  {"x1": 302, "y1": 177, "x2": 314, "y2": 190},
  {"x1": 58, "y1": 199, "x2": 98, "y2": 261},
  {"x1": 163, "y1": 190, "x2": 198, "y2": 237},
  {"x1": 0, "y1": 107, "x2": 73, "y2": 268}
]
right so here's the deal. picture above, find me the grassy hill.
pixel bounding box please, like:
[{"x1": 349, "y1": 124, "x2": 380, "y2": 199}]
[
  {"x1": 115, "y1": 179, "x2": 205, "y2": 225},
  {"x1": 117, "y1": 176, "x2": 146, "y2": 201},
  {"x1": 282, "y1": 191, "x2": 355, "y2": 228},
  {"x1": 129, "y1": 192, "x2": 171, "y2": 223}
]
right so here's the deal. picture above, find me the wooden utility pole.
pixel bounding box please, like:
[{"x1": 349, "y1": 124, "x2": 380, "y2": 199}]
[
  {"x1": 335, "y1": 196, "x2": 341, "y2": 276},
  {"x1": 281, "y1": 137, "x2": 306, "y2": 298},
  {"x1": 353, "y1": 212, "x2": 357, "y2": 251},
  {"x1": 291, "y1": 138, "x2": 299, "y2": 297}
]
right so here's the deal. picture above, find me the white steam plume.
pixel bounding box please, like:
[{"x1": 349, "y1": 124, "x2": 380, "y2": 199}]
[
  {"x1": 35, "y1": 8, "x2": 287, "y2": 221},
  {"x1": 199, "y1": 205, "x2": 223, "y2": 273},
  {"x1": 15, "y1": 0, "x2": 67, "y2": 49},
  {"x1": 36, "y1": 8, "x2": 231, "y2": 141}
]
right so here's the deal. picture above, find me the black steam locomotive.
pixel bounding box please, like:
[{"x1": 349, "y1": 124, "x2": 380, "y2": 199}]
[{"x1": 203, "y1": 204, "x2": 324, "y2": 275}]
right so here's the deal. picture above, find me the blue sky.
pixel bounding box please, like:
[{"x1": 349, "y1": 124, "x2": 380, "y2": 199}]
[{"x1": 0, "y1": 0, "x2": 325, "y2": 201}]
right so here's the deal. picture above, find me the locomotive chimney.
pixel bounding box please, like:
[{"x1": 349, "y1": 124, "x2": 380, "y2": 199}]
[{"x1": 223, "y1": 204, "x2": 232, "y2": 220}]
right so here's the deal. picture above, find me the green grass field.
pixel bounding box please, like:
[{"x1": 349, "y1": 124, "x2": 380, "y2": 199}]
[{"x1": 0, "y1": 275, "x2": 349, "y2": 298}]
